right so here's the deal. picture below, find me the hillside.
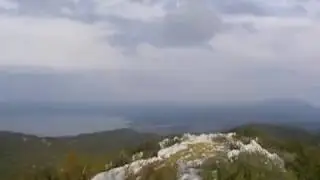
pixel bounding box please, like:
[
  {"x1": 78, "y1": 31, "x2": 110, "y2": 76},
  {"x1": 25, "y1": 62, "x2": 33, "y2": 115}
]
[
  {"x1": 231, "y1": 123, "x2": 319, "y2": 143},
  {"x1": 0, "y1": 129, "x2": 160, "y2": 180},
  {"x1": 1, "y1": 123, "x2": 320, "y2": 180}
]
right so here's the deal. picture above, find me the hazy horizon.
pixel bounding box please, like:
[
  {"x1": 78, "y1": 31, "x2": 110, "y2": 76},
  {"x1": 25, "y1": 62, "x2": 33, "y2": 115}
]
[{"x1": 0, "y1": 99, "x2": 319, "y2": 136}]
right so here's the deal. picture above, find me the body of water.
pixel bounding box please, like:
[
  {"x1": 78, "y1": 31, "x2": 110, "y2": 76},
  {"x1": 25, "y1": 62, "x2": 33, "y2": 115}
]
[{"x1": 0, "y1": 111, "x2": 130, "y2": 136}]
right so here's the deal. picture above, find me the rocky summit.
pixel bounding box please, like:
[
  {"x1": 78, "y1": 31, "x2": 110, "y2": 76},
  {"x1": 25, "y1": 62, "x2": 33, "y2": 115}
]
[{"x1": 91, "y1": 132, "x2": 287, "y2": 180}]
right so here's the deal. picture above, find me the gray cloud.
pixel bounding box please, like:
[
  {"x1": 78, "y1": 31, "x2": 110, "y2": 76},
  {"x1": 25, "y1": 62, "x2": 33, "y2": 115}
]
[
  {"x1": 0, "y1": 0, "x2": 98, "y2": 22},
  {"x1": 126, "y1": 0, "x2": 309, "y2": 18},
  {"x1": 162, "y1": 2, "x2": 221, "y2": 47},
  {"x1": 109, "y1": 0, "x2": 221, "y2": 48},
  {"x1": 212, "y1": 0, "x2": 268, "y2": 16},
  {"x1": 0, "y1": 0, "x2": 222, "y2": 48},
  {"x1": 106, "y1": 0, "x2": 308, "y2": 49},
  {"x1": 210, "y1": 0, "x2": 308, "y2": 17},
  {"x1": 0, "y1": 0, "x2": 311, "y2": 19}
]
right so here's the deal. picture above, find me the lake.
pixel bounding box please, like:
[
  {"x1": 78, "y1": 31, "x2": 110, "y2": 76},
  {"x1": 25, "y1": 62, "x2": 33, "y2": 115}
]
[{"x1": 0, "y1": 104, "x2": 130, "y2": 136}]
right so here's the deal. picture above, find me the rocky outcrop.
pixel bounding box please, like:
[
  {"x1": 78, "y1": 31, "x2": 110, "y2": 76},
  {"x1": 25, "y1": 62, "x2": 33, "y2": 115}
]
[{"x1": 91, "y1": 132, "x2": 284, "y2": 180}]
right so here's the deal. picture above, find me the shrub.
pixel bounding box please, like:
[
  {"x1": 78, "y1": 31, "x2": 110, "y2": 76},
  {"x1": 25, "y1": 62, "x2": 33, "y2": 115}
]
[{"x1": 201, "y1": 152, "x2": 297, "y2": 180}]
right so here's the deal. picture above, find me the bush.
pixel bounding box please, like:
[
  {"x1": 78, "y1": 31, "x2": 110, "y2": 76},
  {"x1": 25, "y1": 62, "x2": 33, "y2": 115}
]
[{"x1": 201, "y1": 152, "x2": 297, "y2": 180}]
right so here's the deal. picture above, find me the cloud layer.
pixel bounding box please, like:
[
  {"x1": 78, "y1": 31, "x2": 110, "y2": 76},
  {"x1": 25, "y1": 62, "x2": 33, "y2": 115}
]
[{"x1": 0, "y1": 0, "x2": 320, "y2": 104}]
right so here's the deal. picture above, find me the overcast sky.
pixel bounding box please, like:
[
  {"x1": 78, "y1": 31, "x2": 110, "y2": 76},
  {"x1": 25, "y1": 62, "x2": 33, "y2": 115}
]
[{"x1": 1, "y1": 0, "x2": 320, "y2": 105}]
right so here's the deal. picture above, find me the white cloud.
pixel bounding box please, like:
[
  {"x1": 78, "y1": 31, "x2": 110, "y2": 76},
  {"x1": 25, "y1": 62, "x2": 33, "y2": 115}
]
[{"x1": 0, "y1": 15, "x2": 125, "y2": 69}]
